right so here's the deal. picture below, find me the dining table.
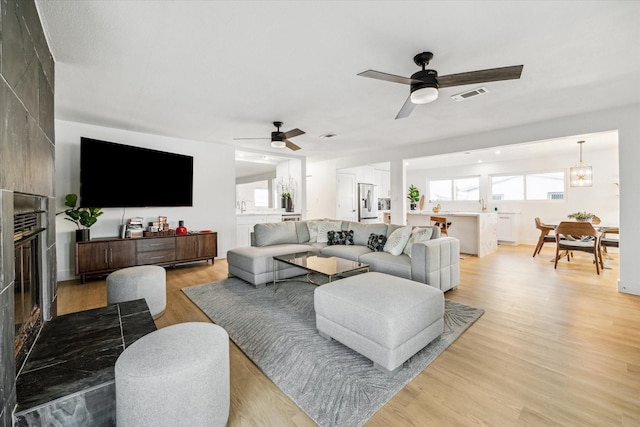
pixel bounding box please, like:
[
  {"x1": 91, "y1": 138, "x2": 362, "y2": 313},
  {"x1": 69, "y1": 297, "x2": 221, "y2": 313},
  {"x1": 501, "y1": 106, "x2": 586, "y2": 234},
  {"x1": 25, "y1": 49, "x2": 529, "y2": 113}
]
[{"x1": 544, "y1": 219, "x2": 619, "y2": 268}]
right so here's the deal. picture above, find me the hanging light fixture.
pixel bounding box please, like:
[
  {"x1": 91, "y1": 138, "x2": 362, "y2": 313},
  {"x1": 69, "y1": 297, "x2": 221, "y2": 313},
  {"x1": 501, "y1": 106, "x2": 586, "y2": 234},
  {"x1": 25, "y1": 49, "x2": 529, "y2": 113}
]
[{"x1": 570, "y1": 140, "x2": 592, "y2": 187}]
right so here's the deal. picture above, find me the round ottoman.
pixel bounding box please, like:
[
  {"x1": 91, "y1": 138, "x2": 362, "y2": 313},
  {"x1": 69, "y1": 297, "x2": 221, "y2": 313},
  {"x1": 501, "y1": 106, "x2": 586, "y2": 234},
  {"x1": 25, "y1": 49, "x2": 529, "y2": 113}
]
[
  {"x1": 115, "y1": 322, "x2": 230, "y2": 427},
  {"x1": 107, "y1": 265, "x2": 166, "y2": 319}
]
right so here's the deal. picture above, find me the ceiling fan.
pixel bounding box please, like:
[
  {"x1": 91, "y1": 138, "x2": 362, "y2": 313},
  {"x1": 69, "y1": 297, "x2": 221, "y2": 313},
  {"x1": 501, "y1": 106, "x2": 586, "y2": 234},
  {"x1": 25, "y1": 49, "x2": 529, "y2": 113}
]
[
  {"x1": 358, "y1": 51, "x2": 523, "y2": 119},
  {"x1": 233, "y1": 121, "x2": 305, "y2": 151}
]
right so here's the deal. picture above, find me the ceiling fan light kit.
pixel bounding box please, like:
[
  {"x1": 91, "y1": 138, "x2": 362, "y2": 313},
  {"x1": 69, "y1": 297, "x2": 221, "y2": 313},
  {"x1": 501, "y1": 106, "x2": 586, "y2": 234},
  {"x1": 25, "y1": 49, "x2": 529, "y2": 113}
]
[
  {"x1": 234, "y1": 121, "x2": 305, "y2": 151},
  {"x1": 358, "y1": 51, "x2": 523, "y2": 119}
]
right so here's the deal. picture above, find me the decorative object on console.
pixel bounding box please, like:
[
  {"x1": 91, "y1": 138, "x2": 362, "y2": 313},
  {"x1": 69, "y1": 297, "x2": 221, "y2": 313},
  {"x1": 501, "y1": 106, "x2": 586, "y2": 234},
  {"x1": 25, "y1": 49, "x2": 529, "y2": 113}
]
[
  {"x1": 432, "y1": 203, "x2": 441, "y2": 213},
  {"x1": 126, "y1": 217, "x2": 144, "y2": 238},
  {"x1": 569, "y1": 140, "x2": 593, "y2": 187},
  {"x1": 56, "y1": 193, "x2": 103, "y2": 242},
  {"x1": 407, "y1": 185, "x2": 420, "y2": 210},
  {"x1": 176, "y1": 220, "x2": 188, "y2": 235}
]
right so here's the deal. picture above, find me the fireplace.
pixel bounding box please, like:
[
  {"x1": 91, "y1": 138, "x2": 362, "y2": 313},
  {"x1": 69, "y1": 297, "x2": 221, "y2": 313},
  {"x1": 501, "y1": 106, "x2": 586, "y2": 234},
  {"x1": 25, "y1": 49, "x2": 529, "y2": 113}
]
[{"x1": 13, "y1": 194, "x2": 47, "y2": 375}]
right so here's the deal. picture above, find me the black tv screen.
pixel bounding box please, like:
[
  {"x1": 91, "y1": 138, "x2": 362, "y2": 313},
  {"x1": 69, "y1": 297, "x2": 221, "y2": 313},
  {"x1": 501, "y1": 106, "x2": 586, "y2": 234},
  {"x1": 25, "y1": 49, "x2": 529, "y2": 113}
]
[{"x1": 80, "y1": 137, "x2": 193, "y2": 208}]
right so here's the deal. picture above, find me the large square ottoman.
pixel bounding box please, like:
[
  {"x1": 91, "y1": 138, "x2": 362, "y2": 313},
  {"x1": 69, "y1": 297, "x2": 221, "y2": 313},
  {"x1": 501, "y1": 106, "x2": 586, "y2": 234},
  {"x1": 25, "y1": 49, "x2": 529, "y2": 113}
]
[{"x1": 314, "y1": 271, "x2": 444, "y2": 375}]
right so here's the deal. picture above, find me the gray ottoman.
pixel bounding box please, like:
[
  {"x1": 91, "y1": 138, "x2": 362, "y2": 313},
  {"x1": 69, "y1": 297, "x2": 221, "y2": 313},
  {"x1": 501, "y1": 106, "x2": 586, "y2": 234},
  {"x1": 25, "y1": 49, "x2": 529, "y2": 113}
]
[
  {"x1": 107, "y1": 265, "x2": 166, "y2": 319},
  {"x1": 314, "y1": 272, "x2": 444, "y2": 374},
  {"x1": 115, "y1": 322, "x2": 230, "y2": 427}
]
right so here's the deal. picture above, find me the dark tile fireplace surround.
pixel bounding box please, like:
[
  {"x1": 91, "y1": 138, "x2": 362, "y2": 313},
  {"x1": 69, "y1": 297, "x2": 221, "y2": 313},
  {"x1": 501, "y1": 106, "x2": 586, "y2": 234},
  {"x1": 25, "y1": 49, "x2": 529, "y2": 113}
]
[{"x1": 1, "y1": 1, "x2": 56, "y2": 425}]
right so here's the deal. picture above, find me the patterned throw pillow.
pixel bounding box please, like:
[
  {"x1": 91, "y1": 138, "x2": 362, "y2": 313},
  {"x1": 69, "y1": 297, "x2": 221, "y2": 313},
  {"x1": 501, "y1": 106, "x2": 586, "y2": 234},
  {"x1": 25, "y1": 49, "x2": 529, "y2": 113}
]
[
  {"x1": 367, "y1": 233, "x2": 387, "y2": 251},
  {"x1": 402, "y1": 227, "x2": 434, "y2": 258},
  {"x1": 317, "y1": 220, "x2": 342, "y2": 243},
  {"x1": 327, "y1": 230, "x2": 354, "y2": 246},
  {"x1": 383, "y1": 226, "x2": 412, "y2": 256}
]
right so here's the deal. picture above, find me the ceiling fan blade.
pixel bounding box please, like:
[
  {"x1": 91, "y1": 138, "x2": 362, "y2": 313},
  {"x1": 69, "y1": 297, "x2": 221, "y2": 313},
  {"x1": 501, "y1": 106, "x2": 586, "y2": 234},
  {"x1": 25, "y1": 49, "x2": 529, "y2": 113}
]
[
  {"x1": 438, "y1": 65, "x2": 523, "y2": 88},
  {"x1": 284, "y1": 140, "x2": 301, "y2": 151},
  {"x1": 282, "y1": 128, "x2": 305, "y2": 139},
  {"x1": 358, "y1": 70, "x2": 421, "y2": 85},
  {"x1": 232, "y1": 137, "x2": 269, "y2": 140},
  {"x1": 395, "y1": 95, "x2": 416, "y2": 119}
]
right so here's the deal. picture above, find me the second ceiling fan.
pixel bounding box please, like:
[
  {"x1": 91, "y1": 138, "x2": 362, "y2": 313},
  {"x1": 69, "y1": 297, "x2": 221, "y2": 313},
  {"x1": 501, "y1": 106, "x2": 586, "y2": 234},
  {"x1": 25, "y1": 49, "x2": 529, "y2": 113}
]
[
  {"x1": 358, "y1": 51, "x2": 524, "y2": 119},
  {"x1": 234, "y1": 121, "x2": 305, "y2": 151}
]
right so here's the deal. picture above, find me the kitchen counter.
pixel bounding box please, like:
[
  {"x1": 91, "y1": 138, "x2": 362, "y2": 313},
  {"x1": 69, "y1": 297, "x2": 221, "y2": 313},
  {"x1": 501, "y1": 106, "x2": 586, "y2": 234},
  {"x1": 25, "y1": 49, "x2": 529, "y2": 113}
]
[{"x1": 407, "y1": 211, "x2": 498, "y2": 257}]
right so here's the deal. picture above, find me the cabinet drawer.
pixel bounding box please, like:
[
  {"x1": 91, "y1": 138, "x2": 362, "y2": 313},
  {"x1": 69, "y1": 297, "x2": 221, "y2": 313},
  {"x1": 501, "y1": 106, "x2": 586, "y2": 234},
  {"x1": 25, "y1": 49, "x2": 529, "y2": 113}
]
[
  {"x1": 137, "y1": 238, "x2": 175, "y2": 253},
  {"x1": 137, "y1": 249, "x2": 175, "y2": 265}
]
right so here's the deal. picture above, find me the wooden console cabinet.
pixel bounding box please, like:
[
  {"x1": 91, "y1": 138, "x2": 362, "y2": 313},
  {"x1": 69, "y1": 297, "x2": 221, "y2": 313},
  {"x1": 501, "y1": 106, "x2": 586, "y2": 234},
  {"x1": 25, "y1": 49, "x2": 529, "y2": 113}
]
[{"x1": 76, "y1": 232, "x2": 217, "y2": 283}]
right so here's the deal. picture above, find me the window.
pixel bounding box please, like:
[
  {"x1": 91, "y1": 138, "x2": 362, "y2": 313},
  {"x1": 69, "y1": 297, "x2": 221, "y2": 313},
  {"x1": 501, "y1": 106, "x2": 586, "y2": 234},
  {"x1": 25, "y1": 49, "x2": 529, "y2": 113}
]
[
  {"x1": 429, "y1": 177, "x2": 480, "y2": 201},
  {"x1": 491, "y1": 171, "x2": 564, "y2": 201}
]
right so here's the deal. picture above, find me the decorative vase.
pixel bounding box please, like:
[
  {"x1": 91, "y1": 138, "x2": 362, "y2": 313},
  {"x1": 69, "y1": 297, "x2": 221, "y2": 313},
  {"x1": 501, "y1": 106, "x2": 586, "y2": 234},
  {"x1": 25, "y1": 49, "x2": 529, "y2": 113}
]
[
  {"x1": 281, "y1": 198, "x2": 287, "y2": 208},
  {"x1": 76, "y1": 229, "x2": 90, "y2": 242},
  {"x1": 410, "y1": 203, "x2": 417, "y2": 211},
  {"x1": 176, "y1": 220, "x2": 188, "y2": 235},
  {"x1": 432, "y1": 204, "x2": 441, "y2": 213},
  {"x1": 286, "y1": 197, "x2": 294, "y2": 213}
]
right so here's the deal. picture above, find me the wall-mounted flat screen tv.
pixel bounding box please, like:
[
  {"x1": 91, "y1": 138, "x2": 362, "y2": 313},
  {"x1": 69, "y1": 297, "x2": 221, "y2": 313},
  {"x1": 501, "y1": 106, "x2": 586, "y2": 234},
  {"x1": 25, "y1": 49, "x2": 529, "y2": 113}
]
[{"x1": 80, "y1": 137, "x2": 194, "y2": 208}]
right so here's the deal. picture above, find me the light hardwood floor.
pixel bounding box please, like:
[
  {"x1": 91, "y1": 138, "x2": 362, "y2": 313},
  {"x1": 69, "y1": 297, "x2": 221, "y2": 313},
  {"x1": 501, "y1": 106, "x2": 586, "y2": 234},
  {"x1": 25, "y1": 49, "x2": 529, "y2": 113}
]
[{"x1": 57, "y1": 245, "x2": 640, "y2": 426}]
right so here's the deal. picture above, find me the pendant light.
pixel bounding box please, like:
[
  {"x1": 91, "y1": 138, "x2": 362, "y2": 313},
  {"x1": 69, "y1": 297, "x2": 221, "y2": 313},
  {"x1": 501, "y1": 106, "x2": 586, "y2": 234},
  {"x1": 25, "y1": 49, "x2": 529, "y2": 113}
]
[{"x1": 570, "y1": 140, "x2": 592, "y2": 187}]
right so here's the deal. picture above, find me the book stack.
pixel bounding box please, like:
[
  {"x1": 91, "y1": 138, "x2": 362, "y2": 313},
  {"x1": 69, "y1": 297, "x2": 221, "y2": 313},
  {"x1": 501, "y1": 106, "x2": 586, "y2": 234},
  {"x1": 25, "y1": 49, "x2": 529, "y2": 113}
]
[{"x1": 126, "y1": 217, "x2": 144, "y2": 238}]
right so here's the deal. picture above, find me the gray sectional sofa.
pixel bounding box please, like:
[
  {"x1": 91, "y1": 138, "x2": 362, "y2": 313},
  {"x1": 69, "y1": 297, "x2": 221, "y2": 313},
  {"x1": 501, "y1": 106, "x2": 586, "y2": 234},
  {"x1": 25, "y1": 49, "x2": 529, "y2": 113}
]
[{"x1": 227, "y1": 219, "x2": 460, "y2": 292}]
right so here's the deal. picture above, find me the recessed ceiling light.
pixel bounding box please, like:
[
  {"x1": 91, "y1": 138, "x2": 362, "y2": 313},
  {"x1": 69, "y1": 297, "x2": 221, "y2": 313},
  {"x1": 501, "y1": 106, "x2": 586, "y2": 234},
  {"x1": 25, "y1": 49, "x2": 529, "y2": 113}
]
[
  {"x1": 320, "y1": 133, "x2": 338, "y2": 139},
  {"x1": 478, "y1": 160, "x2": 483, "y2": 163},
  {"x1": 495, "y1": 150, "x2": 501, "y2": 155}
]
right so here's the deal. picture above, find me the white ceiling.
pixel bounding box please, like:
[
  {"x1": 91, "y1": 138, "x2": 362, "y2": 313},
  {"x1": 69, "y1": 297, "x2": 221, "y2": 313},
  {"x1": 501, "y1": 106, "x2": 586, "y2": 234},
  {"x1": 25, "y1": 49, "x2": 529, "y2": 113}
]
[{"x1": 35, "y1": 1, "x2": 640, "y2": 164}]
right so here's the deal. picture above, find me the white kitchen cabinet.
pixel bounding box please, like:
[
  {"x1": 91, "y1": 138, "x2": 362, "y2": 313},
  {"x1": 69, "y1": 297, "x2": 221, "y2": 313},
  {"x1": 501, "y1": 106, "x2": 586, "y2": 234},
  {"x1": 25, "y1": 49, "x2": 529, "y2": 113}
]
[
  {"x1": 374, "y1": 169, "x2": 390, "y2": 198},
  {"x1": 497, "y1": 212, "x2": 521, "y2": 245}
]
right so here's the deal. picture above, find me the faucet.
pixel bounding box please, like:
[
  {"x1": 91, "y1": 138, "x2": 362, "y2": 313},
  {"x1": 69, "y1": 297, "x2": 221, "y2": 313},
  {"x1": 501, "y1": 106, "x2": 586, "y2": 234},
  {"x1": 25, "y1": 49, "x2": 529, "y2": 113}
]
[{"x1": 240, "y1": 201, "x2": 246, "y2": 213}]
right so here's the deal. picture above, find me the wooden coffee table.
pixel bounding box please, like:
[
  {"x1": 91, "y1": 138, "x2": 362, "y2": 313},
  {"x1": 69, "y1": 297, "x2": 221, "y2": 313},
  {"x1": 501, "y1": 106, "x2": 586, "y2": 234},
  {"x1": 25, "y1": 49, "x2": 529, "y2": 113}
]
[{"x1": 272, "y1": 251, "x2": 369, "y2": 291}]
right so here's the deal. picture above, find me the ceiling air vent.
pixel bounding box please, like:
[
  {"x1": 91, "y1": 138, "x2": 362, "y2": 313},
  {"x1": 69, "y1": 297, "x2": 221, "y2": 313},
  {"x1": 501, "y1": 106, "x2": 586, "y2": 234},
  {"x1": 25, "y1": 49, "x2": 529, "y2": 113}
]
[{"x1": 451, "y1": 86, "x2": 489, "y2": 102}]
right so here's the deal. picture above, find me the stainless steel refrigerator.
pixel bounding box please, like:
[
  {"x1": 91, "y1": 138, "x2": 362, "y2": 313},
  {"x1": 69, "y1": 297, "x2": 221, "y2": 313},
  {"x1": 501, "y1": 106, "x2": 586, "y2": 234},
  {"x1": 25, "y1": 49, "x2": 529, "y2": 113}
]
[{"x1": 358, "y1": 183, "x2": 378, "y2": 223}]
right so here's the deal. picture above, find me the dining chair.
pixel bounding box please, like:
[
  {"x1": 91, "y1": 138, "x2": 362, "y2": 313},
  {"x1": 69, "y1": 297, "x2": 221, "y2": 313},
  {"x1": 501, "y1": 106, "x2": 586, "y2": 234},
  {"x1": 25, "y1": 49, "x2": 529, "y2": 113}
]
[
  {"x1": 554, "y1": 221, "x2": 603, "y2": 274},
  {"x1": 533, "y1": 217, "x2": 556, "y2": 257},
  {"x1": 600, "y1": 227, "x2": 619, "y2": 256},
  {"x1": 430, "y1": 216, "x2": 451, "y2": 236}
]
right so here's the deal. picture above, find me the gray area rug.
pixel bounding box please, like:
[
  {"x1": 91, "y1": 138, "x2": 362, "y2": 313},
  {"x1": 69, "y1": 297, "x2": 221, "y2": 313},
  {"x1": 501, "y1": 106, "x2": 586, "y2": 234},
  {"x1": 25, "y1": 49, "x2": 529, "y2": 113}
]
[{"x1": 183, "y1": 277, "x2": 483, "y2": 427}]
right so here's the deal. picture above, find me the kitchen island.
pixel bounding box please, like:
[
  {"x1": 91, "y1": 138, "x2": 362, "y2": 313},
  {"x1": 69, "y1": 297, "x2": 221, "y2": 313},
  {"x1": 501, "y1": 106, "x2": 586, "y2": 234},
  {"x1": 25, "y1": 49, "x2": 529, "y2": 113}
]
[{"x1": 407, "y1": 211, "x2": 498, "y2": 257}]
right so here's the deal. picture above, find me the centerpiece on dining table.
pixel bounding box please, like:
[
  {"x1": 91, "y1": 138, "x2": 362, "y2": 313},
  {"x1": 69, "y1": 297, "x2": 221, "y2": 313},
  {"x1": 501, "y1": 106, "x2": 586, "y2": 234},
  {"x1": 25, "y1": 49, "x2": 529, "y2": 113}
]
[{"x1": 567, "y1": 211, "x2": 596, "y2": 222}]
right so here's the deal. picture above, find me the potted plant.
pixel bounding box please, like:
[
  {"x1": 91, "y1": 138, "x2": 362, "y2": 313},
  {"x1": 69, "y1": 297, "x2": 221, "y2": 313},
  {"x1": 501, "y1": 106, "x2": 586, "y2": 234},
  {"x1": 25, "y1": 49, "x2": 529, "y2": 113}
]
[
  {"x1": 407, "y1": 185, "x2": 420, "y2": 210},
  {"x1": 567, "y1": 211, "x2": 595, "y2": 222},
  {"x1": 57, "y1": 193, "x2": 103, "y2": 241}
]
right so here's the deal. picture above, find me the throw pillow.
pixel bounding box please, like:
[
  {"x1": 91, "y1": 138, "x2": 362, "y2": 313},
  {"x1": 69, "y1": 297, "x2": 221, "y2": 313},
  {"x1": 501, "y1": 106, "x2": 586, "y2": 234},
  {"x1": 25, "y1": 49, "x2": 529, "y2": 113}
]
[
  {"x1": 316, "y1": 220, "x2": 342, "y2": 243},
  {"x1": 367, "y1": 233, "x2": 387, "y2": 251},
  {"x1": 327, "y1": 230, "x2": 354, "y2": 246},
  {"x1": 307, "y1": 221, "x2": 318, "y2": 243},
  {"x1": 383, "y1": 226, "x2": 412, "y2": 256},
  {"x1": 402, "y1": 227, "x2": 434, "y2": 258}
]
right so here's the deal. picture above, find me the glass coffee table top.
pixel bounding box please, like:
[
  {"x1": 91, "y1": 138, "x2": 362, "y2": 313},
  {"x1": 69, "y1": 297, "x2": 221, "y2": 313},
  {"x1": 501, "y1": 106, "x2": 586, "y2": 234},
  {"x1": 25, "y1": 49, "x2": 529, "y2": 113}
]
[{"x1": 272, "y1": 251, "x2": 369, "y2": 288}]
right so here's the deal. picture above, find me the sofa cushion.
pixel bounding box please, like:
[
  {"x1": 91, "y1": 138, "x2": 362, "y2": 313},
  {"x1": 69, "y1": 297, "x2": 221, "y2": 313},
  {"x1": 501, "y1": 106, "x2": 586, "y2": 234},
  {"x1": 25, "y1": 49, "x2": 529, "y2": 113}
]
[
  {"x1": 403, "y1": 227, "x2": 434, "y2": 258},
  {"x1": 254, "y1": 222, "x2": 298, "y2": 247},
  {"x1": 359, "y1": 252, "x2": 412, "y2": 279},
  {"x1": 327, "y1": 230, "x2": 354, "y2": 246},
  {"x1": 320, "y1": 245, "x2": 372, "y2": 262},
  {"x1": 383, "y1": 226, "x2": 412, "y2": 256},
  {"x1": 317, "y1": 220, "x2": 343, "y2": 243},
  {"x1": 348, "y1": 222, "x2": 388, "y2": 246},
  {"x1": 367, "y1": 233, "x2": 387, "y2": 251},
  {"x1": 295, "y1": 221, "x2": 311, "y2": 243}
]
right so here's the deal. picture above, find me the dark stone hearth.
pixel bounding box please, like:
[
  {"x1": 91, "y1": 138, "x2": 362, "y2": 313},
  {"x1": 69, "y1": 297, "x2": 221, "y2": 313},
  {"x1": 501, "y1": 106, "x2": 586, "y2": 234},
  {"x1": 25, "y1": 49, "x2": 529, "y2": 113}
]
[{"x1": 15, "y1": 300, "x2": 157, "y2": 425}]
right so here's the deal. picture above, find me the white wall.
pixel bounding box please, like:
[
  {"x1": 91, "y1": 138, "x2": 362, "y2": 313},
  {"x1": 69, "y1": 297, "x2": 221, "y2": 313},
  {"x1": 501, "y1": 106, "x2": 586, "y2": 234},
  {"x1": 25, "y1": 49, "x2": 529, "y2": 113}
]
[
  {"x1": 406, "y1": 142, "x2": 619, "y2": 246},
  {"x1": 55, "y1": 120, "x2": 237, "y2": 281},
  {"x1": 308, "y1": 104, "x2": 640, "y2": 295}
]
